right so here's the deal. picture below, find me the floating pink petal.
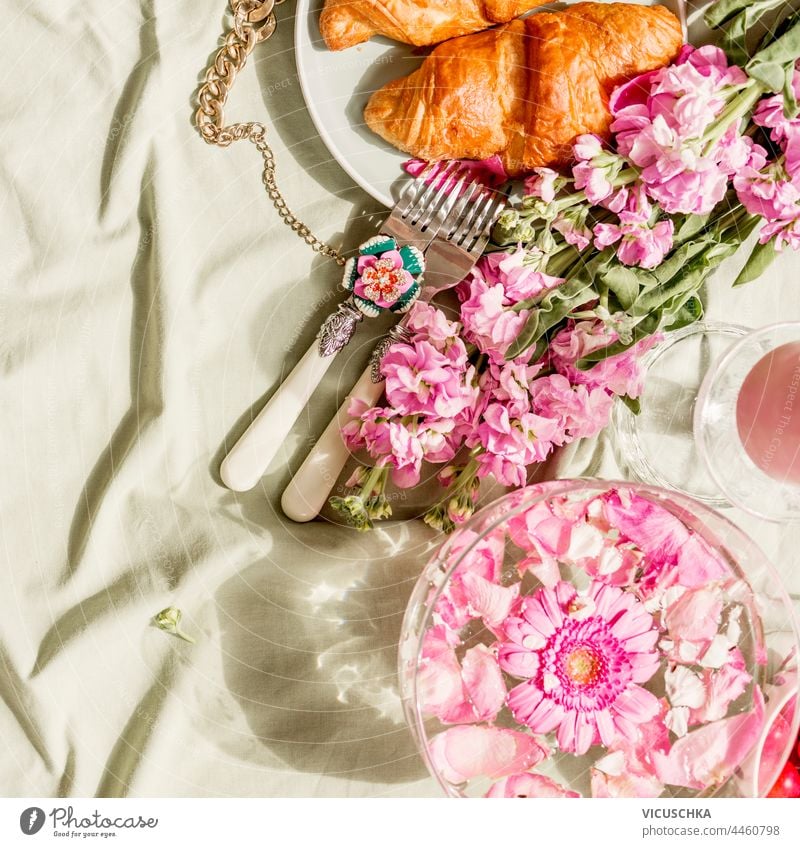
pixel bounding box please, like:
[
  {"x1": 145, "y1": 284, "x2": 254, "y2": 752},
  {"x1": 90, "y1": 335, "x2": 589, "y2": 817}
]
[
  {"x1": 462, "y1": 571, "x2": 520, "y2": 630},
  {"x1": 676, "y1": 534, "x2": 729, "y2": 588},
  {"x1": 663, "y1": 584, "x2": 724, "y2": 663},
  {"x1": 429, "y1": 725, "x2": 549, "y2": 785},
  {"x1": 653, "y1": 688, "x2": 765, "y2": 790},
  {"x1": 486, "y1": 772, "x2": 580, "y2": 798},
  {"x1": 461, "y1": 644, "x2": 507, "y2": 722}
]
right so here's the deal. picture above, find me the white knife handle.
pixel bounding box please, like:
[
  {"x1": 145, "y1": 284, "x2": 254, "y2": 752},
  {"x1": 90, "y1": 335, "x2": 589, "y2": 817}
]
[
  {"x1": 220, "y1": 342, "x2": 337, "y2": 492},
  {"x1": 281, "y1": 366, "x2": 385, "y2": 521}
]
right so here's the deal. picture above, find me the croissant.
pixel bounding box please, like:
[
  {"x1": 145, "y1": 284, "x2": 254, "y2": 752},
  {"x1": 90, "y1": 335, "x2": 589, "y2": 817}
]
[
  {"x1": 320, "y1": 0, "x2": 550, "y2": 51},
  {"x1": 364, "y1": 3, "x2": 683, "y2": 177}
]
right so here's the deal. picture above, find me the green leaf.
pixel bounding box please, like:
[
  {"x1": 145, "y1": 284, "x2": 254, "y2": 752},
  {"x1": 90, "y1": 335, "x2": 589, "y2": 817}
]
[
  {"x1": 600, "y1": 265, "x2": 646, "y2": 311},
  {"x1": 505, "y1": 250, "x2": 613, "y2": 359},
  {"x1": 715, "y1": 0, "x2": 788, "y2": 64},
  {"x1": 674, "y1": 213, "x2": 711, "y2": 244},
  {"x1": 629, "y1": 264, "x2": 710, "y2": 317},
  {"x1": 747, "y1": 18, "x2": 800, "y2": 92},
  {"x1": 652, "y1": 239, "x2": 713, "y2": 285},
  {"x1": 619, "y1": 394, "x2": 641, "y2": 416},
  {"x1": 705, "y1": 0, "x2": 764, "y2": 28},
  {"x1": 663, "y1": 294, "x2": 704, "y2": 332},
  {"x1": 784, "y1": 62, "x2": 800, "y2": 118},
  {"x1": 734, "y1": 237, "x2": 778, "y2": 286}
]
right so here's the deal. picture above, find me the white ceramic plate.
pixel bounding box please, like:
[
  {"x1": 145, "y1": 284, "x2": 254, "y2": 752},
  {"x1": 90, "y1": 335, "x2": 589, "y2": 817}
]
[{"x1": 294, "y1": 0, "x2": 688, "y2": 208}]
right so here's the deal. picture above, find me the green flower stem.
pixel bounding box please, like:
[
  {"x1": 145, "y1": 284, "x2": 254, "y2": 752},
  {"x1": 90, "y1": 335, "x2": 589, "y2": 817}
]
[
  {"x1": 360, "y1": 463, "x2": 387, "y2": 499},
  {"x1": 702, "y1": 80, "x2": 766, "y2": 152}
]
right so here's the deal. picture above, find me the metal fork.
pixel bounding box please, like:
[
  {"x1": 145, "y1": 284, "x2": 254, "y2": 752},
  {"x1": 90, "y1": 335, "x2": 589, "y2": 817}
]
[
  {"x1": 280, "y1": 183, "x2": 506, "y2": 522},
  {"x1": 220, "y1": 162, "x2": 469, "y2": 493}
]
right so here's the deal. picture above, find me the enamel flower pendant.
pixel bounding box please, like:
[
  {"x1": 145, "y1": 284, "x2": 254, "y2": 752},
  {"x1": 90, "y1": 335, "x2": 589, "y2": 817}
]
[{"x1": 318, "y1": 235, "x2": 425, "y2": 356}]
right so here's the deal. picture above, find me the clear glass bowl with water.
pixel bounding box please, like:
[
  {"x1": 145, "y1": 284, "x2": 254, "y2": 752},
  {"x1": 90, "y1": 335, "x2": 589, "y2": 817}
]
[{"x1": 399, "y1": 480, "x2": 799, "y2": 798}]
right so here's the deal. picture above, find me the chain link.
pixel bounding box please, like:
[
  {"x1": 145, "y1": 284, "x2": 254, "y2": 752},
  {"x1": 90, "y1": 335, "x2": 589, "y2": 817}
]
[{"x1": 195, "y1": 0, "x2": 346, "y2": 265}]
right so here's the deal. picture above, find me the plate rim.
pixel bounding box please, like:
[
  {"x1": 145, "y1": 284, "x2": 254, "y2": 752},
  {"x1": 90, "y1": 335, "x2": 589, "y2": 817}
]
[{"x1": 294, "y1": 0, "x2": 395, "y2": 208}]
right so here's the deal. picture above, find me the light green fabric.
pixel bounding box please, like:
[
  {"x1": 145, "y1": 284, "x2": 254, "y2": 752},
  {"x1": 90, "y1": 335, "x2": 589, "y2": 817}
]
[{"x1": 0, "y1": 0, "x2": 798, "y2": 798}]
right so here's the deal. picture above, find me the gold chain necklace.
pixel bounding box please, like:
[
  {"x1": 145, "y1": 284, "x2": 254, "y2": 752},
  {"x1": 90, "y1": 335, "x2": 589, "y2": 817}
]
[{"x1": 195, "y1": 0, "x2": 346, "y2": 266}]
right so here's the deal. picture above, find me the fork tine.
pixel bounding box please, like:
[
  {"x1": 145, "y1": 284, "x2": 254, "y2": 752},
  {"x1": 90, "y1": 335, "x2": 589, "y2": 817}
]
[
  {"x1": 466, "y1": 193, "x2": 505, "y2": 247},
  {"x1": 408, "y1": 161, "x2": 459, "y2": 228},
  {"x1": 451, "y1": 189, "x2": 493, "y2": 243},
  {"x1": 395, "y1": 162, "x2": 437, "y2": 216},
  {"x1": 453, "y1": 189, "x2": 506, "y2": 252},
  {"x1": 438, "y1": 178, "x2": 481, "y2": 239}
]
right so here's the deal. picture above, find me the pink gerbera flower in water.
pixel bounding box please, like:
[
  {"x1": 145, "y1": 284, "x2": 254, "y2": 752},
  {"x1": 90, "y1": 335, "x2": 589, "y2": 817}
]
[{"x1": 500, "y1": 580, "x2": 661, "y2": 755}]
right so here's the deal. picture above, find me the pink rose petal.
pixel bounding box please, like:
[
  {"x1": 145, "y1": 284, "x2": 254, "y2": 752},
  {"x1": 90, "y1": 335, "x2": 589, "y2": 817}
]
[
  {"x1": 486, "y1": 772, "x2": 580, "y2": 798},
  {"x1": 461, "y1": 644, "x2": 506, "y2": 722},
  {"x1": 429, "y1": 726, "x2": 549, "y2": 784},
  {"x1": 653, "y1": 687, "x2": 765, "y2": 790}
]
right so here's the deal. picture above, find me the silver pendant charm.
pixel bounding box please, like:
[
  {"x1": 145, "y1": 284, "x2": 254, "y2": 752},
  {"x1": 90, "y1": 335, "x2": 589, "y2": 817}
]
[
  {"x1": 318, "y1": 299, "x2": 363, "y2": 357},
  {"x1": 368, "y1": 323, "x2": 412, "y2": 383}
]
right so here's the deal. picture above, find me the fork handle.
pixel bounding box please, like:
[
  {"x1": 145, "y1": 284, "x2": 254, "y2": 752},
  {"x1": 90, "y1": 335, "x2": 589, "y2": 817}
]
[
  {"x1": 281, "y1": 364, "x2": 385, "y2": 521},
  {"x1": 220, "y1": 341, "x2": 338, "y2": 492}
]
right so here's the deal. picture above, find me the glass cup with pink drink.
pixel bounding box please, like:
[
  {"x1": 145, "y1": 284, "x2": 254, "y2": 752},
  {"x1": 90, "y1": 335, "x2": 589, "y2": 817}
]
[{"x1": 696, "y1": 323, "x2": 800, "y2": 522}]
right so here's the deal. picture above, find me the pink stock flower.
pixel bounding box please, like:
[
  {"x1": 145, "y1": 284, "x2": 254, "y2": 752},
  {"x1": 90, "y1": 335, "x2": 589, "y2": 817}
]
[
  {"x1": 753, "y1": 66, "x2": 800, "y2": 147},
  {"x1": 501, "y1": 581, "x2": 661, "y2": 755},
  {"x1": 553, "y1": 214, "x2": 592, "y2": 250},
  {"x1": 459, "y1": 273, "x2": 530, "y2": 359},
  {"x1": 342, "y1": 402, "x2": 395, "y2": 454},
  {"x1": 529, "y1": 375, "x2": 615, "y2": 441},
  {"x1": 645, "y1": 157, "x2": 730, "y2": 215},
  {"x1": 760, "y1": 216, "x2": 800, "y2": 250},
  {"x1": 382, "y1": 420, "x2": 424, "y2": 488},
  {"x1": 486, "y1": 772, "x2": 580, "y2": 798},
  {"x1": 478, "y1": 249, "x2": 565, "y2": 303},
  {"x1": 572, "y1": 159, "x2": 616, "y2": 204},
  {"x1": 734, "y1": 164, "x2": 800, "y2": 223},
  {"x1": 523, "y1": 167, "x2": 560, "y2": 202},
  {"x1": 404, "y1": 301, "x2": 462, "y2": 349},
  {"x1": 550, "y1": 320, "x2": 617, "y2": 363},
  {"x1": 594, "y1": 216, "x2": 675, "y2": 269},
  {"x1": 473, "y1": 404, "x2": 561, "y2": 486},
  {"x1": 573, "y1": 134, "x2": 605, "y2": 162},
  {"x1": 486, "y1": 358, "x2": 542, "y2": 416},
  {"x1": 609, "y1": 46, "x2": 749, "y2": 216},
  {"x1": 429, "y1": 725, "x2": 549, "y2": 785},
  {"x1": 549, "y1": 324, "x2": 657, "y2": 400},
  {"x1": 381, "y1": 339, "x2": 475, "y2": 418}
]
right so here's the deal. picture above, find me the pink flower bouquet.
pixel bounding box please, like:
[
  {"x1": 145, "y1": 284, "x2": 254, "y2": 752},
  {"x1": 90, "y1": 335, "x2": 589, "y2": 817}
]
[
  {"x1": 330, "y1": 5, "x2": 800, "y2": 532},
  {"x1": 399, "y1": 481, "x2": 800, "y2": 798}
]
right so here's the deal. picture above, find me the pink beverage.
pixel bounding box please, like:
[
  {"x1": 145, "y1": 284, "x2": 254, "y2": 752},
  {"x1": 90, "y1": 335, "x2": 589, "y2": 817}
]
[{"x1": 736, "y1": 342, "x2": 800, "y2": 486}]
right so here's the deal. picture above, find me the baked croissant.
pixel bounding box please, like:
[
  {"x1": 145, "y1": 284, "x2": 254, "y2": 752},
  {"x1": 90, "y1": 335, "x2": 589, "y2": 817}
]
[
  {"x1": 320, "y1": 0, "x2": 550, "y2": 51},
  {"x1": 364, "y1": 2, "x2": 683, "y2": 177}
]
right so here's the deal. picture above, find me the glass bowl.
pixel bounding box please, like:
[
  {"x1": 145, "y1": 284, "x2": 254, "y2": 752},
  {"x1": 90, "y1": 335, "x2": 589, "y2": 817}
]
[
  {"x1": 399, "y1": 480, "x2": 800, "y2": 798},
  {"x1": 612, "y1": 322, "x2": 748, "y2": 506}
]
